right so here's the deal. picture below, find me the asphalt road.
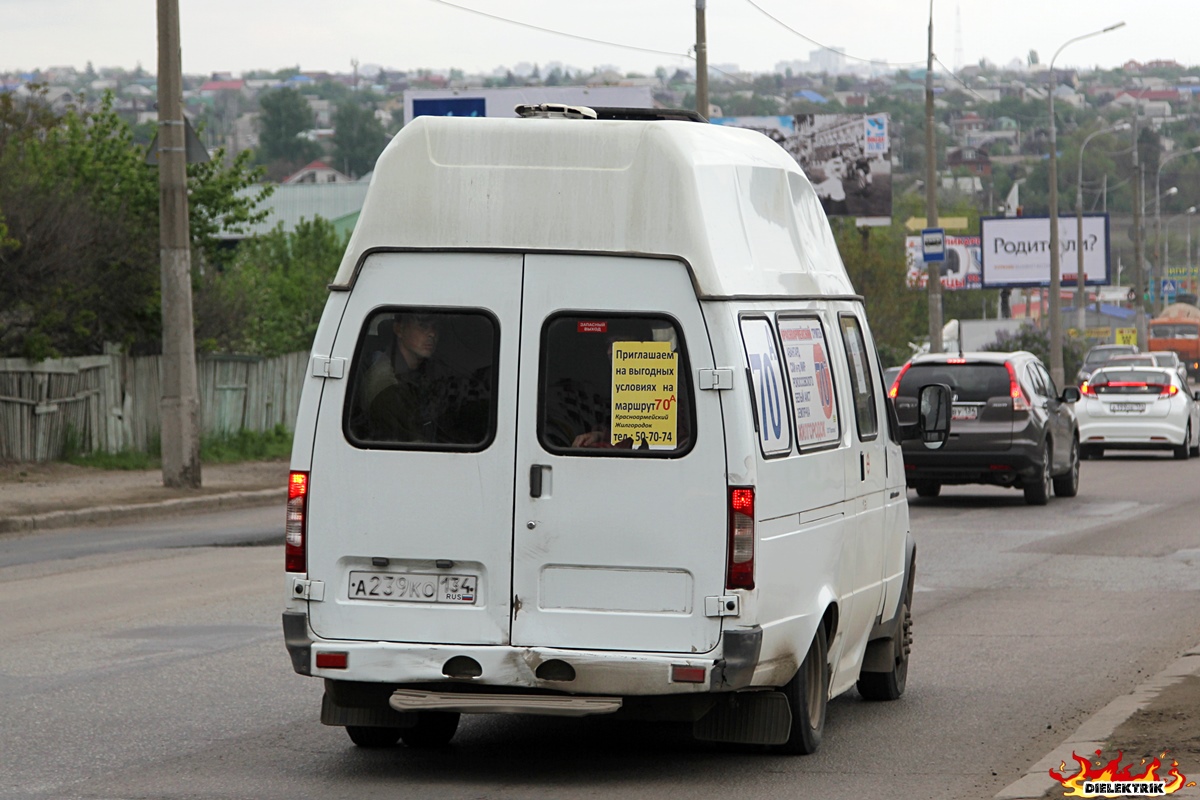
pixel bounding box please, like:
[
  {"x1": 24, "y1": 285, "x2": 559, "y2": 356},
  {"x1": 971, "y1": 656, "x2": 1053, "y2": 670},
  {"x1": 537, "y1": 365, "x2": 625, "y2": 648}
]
[{"x1": 1, "y1": 454, "x2": 1198, "y2": 799}]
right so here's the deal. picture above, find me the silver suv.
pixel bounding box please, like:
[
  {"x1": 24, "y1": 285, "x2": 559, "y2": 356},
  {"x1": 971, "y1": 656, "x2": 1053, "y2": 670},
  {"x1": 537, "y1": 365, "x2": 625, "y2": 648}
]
[{"x1": 890, "y1": 351, "x2": 1081, "y2": 505}]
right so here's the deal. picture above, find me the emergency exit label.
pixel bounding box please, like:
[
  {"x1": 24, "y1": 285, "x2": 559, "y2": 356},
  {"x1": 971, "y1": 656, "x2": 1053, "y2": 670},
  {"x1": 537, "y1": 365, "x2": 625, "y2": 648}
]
[{"x1": 610, "y1": 341, "x2": 678, "y2": 449}]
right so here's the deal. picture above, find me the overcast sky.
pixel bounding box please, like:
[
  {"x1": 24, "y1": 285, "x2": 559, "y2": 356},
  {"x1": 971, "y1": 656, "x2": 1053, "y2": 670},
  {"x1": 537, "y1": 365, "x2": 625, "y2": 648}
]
[{"x1": 1, "y1": 1, "x2": 1190, "y2": 79}]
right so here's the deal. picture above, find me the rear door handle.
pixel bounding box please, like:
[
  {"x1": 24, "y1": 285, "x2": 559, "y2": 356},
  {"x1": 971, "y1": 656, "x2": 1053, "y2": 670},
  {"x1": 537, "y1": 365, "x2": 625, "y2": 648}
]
[{"x1": 530, "y1": 465, "x2": 545, "y2": 498}]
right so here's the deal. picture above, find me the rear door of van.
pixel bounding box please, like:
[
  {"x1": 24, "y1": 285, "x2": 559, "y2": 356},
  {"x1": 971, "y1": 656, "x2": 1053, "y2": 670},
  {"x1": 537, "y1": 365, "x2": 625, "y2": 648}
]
[{"x1": 304, "y1": 252, "x2": 726, "y2": 655}]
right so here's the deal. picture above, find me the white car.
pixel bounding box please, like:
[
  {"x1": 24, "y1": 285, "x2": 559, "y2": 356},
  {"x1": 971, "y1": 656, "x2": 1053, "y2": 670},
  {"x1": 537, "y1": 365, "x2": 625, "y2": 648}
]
[{"x1": 1077, "y1": 366, "x2": 1200, "y2": 460}]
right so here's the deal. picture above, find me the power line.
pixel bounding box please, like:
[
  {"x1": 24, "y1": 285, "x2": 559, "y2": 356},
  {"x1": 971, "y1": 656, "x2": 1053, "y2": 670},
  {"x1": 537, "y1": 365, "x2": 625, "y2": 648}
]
[
  {"x1": 423, "y1": 0, "x2": 692, "y2": 62},
  {"x1": 742, "y1": 0, "x2": 924, "y2": 68}
]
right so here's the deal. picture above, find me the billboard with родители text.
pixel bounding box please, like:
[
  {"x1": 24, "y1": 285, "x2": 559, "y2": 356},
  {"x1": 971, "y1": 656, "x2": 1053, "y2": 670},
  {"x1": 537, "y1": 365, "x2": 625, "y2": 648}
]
[{"x1": 980, "y1": 215, "x2": 1111, "y2": 288}]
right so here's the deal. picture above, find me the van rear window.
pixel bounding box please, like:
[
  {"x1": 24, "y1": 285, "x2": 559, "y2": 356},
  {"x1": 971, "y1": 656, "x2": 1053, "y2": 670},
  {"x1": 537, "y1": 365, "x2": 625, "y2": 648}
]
[
  {"x1": 344, "y1": 309, "x2": 497, "y2": 450},
  {"x1": 539, "y1": 315, "x2": 692, "y2": 455}
]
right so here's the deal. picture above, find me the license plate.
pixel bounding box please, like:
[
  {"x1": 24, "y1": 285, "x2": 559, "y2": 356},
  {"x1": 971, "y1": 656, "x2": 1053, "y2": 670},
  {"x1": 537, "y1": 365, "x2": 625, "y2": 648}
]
[
  {"x1": 1109, "y1": 403, "x2": 1146, "y2": 413},
  {"x1": 951, "y1": 404, "x2": 978, "y2": 421},
  {"x1": 348, "y1": 571, "x2": 477, "y2": 604}
]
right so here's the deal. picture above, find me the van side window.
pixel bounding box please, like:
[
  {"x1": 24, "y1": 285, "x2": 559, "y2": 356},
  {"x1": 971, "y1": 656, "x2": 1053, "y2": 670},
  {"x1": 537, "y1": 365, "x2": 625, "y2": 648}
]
[
  {"x1": 539, "y1": 315, "x2": 692, "y2": 455},
  {"x1": 740, "y1": 317, "x2": 793, "y2": 456},
  {"x1": 838, "y1": 315, "x2": 878, "y2": 440},
  {"x1": 777, "y1": 316, "x2": 840, "y2": 449},
  {"x1": 344, "y1": 308, "x2": 497, "y2": 450}
]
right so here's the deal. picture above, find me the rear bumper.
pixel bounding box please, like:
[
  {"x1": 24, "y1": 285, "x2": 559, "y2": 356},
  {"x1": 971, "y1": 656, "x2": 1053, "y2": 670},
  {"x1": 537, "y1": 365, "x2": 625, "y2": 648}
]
[
  {"x1": 903, "y1": 449, "x2": 1039, "y2": 485},
  {"x1": 283, "y1": 611, "x2": 762, "y2": 698},
  {"x1": 1079, "y1": 419, "x2": 1185, "y2": 448}
]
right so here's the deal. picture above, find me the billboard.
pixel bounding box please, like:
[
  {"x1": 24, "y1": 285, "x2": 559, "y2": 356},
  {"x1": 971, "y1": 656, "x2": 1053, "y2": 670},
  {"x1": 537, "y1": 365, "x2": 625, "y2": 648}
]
[
  {"x1": 979, "y1": 214, "x2": 1111, "y2": 288},
  {"x1": 905, "y1": 235, "x2": 983, "y2": 290},
  {"x1": 412, "y1": 97, "x2": 487, "y2": 119},
  {"x1": 709, "y1": 114, "x2": 892, "y2": 224}
]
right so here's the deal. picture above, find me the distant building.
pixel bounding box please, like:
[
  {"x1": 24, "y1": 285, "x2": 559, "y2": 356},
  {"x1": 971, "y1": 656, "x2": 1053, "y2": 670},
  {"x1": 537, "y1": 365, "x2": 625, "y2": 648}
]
[
  {"x1": 947, "y1": 146, "x2": 992, "y2": 178},
  {"x1": 282, "y1": 161, "x2": 354, "y2": 185}
]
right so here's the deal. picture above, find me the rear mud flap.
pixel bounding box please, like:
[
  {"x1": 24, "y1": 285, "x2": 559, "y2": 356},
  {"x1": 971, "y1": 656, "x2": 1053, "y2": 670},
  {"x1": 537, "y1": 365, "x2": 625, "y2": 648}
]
[{"x1": 692, "y1": 691, "x2": 791, "y2": 746}]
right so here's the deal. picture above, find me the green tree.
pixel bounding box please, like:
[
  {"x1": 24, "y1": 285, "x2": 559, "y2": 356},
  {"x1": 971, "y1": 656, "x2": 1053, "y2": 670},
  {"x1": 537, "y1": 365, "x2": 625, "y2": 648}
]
[
  {"x1": 0, "y1": 91, "x2": 270, "y2": 358},
  {"x1": 256, "y1": 87, "x2": 321, "y2": 168},
  {"x1": 195, "y1": 217, "x2": 345, "y2": 355},
  {"x1": 332, "y1": 101, "x2": 387, "y2": 178}
]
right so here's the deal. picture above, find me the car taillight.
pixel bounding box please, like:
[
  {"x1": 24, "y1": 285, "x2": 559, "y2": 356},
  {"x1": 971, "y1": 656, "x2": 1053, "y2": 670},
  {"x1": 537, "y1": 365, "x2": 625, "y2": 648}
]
[
  {"x1": 727, "y1": 487, "x2": 755, "y2": 590},
  {"x1": 1160, "y1": 384, "x2": 1179, "y2": 398},
  {"x1": 1005, "y1": 361, "x2": 1031, "y2": 411},
  {"x1": 286, "y1": 471, "x2": 309, "y2": 573},
  {"x1": 889, "y1": 362, "x2": 912, "y2": 399},
  {"x1": 1080, "y1": 381, "x2": 1096, "y2": 396}
]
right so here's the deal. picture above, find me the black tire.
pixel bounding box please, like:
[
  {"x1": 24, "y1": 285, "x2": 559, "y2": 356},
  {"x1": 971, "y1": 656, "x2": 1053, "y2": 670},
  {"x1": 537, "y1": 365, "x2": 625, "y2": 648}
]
[
  {"x1": 398, "y1": 711, "x2": 460, "y2": 748},
  {"x1": 1023, "y1": 441, "x2": 1052, "y2": 505},
  {"x1": 346, "y1": 726, "x2": 402, "y2": 748},
  {"x1": 913, "y1": 481, "x2": 941, "y2": 498},
  {"x1": 1052, "y1": 437, "x2": 1080, "y2": 498},
  {"x1": 1175, "y1": 425, "x2": 1191, "y2": 460},
  {"x1": 857, "y1": 601, "x2": 912, "y2": 701},
  {"x1": 772, "y1": 625, "x2": 829, "y2": 755}
]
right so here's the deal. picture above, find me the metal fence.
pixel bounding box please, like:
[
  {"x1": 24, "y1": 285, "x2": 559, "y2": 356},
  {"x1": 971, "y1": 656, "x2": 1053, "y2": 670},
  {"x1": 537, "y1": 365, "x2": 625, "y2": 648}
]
[{"x1": 0, "y1": 351, "x2": 309, "y2": 462}]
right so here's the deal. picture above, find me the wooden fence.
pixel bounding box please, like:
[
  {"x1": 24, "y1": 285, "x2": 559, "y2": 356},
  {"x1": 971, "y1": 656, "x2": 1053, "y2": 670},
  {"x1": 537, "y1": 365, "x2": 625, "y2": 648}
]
[{"x1": 0, "y1": 351, "x2": 309, "y2": 462}]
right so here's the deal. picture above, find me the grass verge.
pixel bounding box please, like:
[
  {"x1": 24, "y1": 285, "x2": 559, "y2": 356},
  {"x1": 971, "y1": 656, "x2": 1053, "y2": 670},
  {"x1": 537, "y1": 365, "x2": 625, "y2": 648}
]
[{"x1": 63, "y1": 425, "x2": 292, "y2": 470}]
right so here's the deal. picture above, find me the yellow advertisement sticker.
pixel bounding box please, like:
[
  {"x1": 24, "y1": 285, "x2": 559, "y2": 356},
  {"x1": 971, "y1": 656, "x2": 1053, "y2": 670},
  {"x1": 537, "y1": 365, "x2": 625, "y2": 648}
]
[{"x1": 610, "y1": 341, "x2": 678, "y2": 449}]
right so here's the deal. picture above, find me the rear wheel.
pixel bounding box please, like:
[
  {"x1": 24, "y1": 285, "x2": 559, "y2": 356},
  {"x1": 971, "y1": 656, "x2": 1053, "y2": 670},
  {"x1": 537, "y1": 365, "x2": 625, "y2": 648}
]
[
  {"x1": 1175, "y1": 425, "x2": 1192, "y2": 460},
  {"x1": 772, "y1": 625, "x2": 829, "y2": 755},
  {"x1": 1023, "y1": 441, "x2": 1052, "y2": 505},
  {"x1": 913, "y1": 481, "x2": 941, "y2": 498},
  {"x1": 346, "y1": 726, "x2": 402, "y2": 748},
  {"x1": 1052, "y1": 437, "x2": 1080, "y2": 497},
  {"x1": 398, "y1": 712, "x2": 460, "y2": 748},
  {"x1": 857, "y1": 601, "x2": 912, "y2": 701}
]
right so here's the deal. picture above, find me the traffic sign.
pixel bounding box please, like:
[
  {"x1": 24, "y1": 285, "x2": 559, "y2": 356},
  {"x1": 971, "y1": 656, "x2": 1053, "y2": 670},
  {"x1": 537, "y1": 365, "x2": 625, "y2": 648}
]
[
  {"x1": 906, "y1": 216, "x2": 970, "y2": 231},
  {"x1": 922, "y1": 228, "x2": 946, "y2": 263},
  {"x1": 1162, "y1": 279, "x2": 1178, "y2": 298},
  {"x1": 1115, "y1": 327, "x2": 1137, "y2": 346}
]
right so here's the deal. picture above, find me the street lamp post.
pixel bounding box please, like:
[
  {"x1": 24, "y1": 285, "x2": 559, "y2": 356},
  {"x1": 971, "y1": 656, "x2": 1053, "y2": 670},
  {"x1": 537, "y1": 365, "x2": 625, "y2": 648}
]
[
  {"x1": 1074, "y1": 121, "x2": 1131, "y2": 336},
  {"x1": 1155, "y1": 145, "x2": 1200, "y2": 314},
  {"x1": 1046, "y1": 21, "x2": 1125, "y2": 387},
  {"x1": 1163, "y1": 207, "x2": 1196, "y2": 303}
]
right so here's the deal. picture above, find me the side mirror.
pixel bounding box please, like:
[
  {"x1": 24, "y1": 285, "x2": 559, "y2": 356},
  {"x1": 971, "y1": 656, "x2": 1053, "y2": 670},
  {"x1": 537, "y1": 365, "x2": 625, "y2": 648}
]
[
  {"x1": 918, "y1": 383, "x2": 952, "y2": 450},
  {"x1": 1193, "y1": 390, "x2": 1200, "y2": 403},
  {"x1": 1060, "y1": 386, "x2": 1081, "y2": 403}
]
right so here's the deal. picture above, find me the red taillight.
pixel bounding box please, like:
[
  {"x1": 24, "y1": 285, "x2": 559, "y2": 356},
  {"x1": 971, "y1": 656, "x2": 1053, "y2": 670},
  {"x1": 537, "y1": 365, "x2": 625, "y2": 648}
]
[
  {"x1": 946, "y1": 357, "x2": 967, "y2": 364},
  {"x1": 1005, "y1": 361, "x2": 1031, "y2": 411},
  {"x1": 727, "y1": 487, "x2": 755, "y2": 590},
  {"x1": 889, "y1": 362, "x2": 912, "y2": 399},
  {"x1": 1080, "y1": 380, "x2": 1096, "y2": 396},
  {"x1": 1160, "y1": 384, "x2": 1179, "y2": 398},
  {"x1": 286, "y1": 471, "x2": 309, "y2": 573},
  {"x1": 671, "y1": 665, "x2": 707, "y2": 683}
]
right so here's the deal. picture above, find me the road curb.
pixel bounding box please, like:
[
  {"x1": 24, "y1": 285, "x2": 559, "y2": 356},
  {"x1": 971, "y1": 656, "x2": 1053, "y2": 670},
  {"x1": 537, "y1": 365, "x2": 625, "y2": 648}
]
[
  {"x1": 995, "y1": 645, "x2": 1200, "y2": 799},
  {"x1": 0, "y1": 488, "x2": 286, "y2": 535}
]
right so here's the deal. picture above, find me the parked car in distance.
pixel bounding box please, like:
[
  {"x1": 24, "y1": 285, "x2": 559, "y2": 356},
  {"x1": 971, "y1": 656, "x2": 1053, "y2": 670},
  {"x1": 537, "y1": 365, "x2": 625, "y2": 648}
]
[
  {"x1": 1076, "y1": 344, "x2": 1139, "y2": 385},
  {"x1": 1148, "y1": 351, "x2": 1189, "y2": 384},
  {"x1": 893, "y1": 350, "x2": 1081, "y2": 505},
  {"x1": 1076, "y1": 366, "x2": 1200, "y2": 460}
]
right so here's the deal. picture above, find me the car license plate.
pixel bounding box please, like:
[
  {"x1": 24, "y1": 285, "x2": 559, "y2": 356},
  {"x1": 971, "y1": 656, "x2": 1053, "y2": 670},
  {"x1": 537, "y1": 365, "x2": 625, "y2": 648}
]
[
  {"x1": 1109, "y1": 403, "x2": 1146, "y2": 413},
  {"x1": 951, "y1": 404, "x2": 978, "y2": 421},
  {"x1": 348, "y1": 571, "x2": 477, "y2": 604}
]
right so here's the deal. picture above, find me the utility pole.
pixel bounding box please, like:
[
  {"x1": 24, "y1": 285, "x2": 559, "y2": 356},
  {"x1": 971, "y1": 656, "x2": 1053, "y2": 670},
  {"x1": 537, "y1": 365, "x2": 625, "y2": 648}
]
[
  {"x1": 1133, "y1": 114, "x2": 1148, "y2": 348},
  {"x1": 924, "y1": 0, "x2": 942, "y2": 353},
  {"x1": 157, "y1": 0, "x2": 202, "y2": 488},
  {"x1": 695, "y1": 0, "x2": 708, "y2": 119}
]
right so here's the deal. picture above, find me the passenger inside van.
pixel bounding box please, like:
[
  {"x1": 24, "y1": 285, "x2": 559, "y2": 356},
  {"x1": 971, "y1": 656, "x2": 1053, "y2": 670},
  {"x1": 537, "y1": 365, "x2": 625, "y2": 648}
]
[{"x1": 347, "y1": 310, "x2": 494, "y2": 447}]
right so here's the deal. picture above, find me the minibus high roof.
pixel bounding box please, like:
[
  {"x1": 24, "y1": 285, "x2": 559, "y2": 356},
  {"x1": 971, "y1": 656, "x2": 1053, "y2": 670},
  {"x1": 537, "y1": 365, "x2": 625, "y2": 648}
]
[{"x1": 332, "y1": 112, "x2": 855, "y2": 299}]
